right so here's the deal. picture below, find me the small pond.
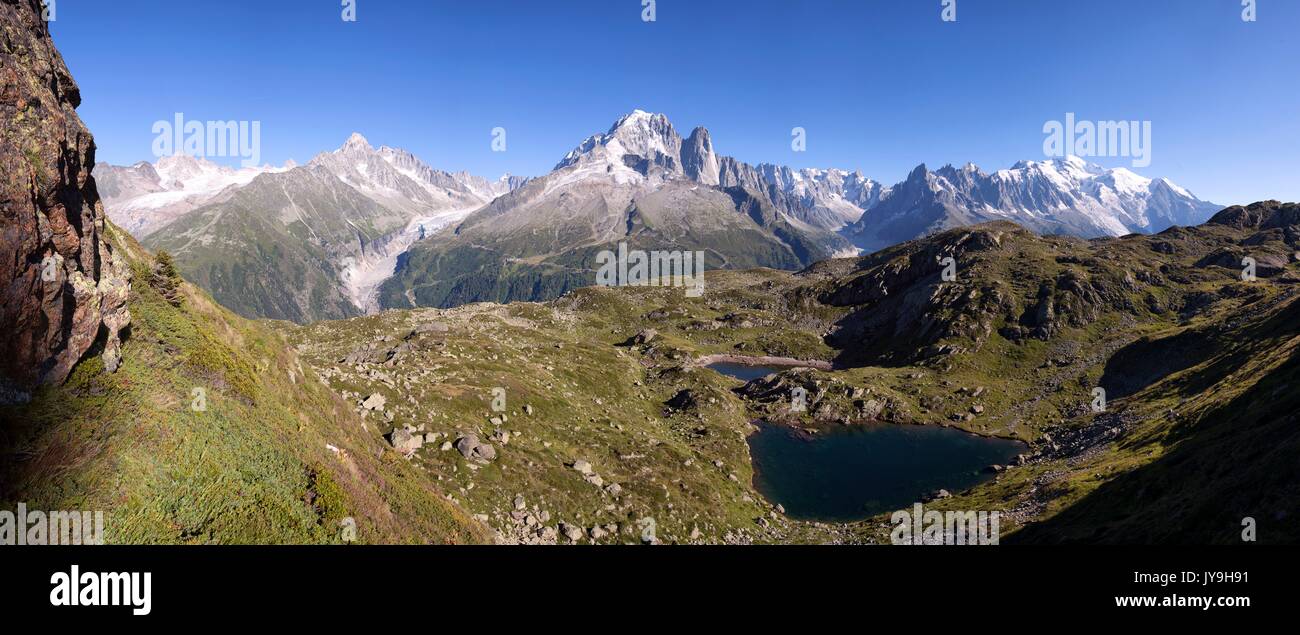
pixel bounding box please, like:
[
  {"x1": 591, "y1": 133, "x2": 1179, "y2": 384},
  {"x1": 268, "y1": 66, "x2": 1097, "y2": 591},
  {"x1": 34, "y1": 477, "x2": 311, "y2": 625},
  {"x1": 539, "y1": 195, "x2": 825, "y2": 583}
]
[{"x1": 706, "y1": 362, "x2": 788, "y2": 382}]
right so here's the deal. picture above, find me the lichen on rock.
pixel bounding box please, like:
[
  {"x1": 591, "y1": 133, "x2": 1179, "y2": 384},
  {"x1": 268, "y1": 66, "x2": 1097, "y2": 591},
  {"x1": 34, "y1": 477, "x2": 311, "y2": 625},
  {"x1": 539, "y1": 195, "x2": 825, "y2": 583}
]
[{"x1": 0, "y1": 0, "x2": 131, "y2": 401}]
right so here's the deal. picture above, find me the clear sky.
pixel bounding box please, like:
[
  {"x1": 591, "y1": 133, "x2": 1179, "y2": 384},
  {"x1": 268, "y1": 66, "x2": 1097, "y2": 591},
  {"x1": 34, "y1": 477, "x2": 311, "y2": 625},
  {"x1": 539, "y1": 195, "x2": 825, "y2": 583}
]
[{"x1": 49, "y1": 0, "x2": 1298, "y2": 205}]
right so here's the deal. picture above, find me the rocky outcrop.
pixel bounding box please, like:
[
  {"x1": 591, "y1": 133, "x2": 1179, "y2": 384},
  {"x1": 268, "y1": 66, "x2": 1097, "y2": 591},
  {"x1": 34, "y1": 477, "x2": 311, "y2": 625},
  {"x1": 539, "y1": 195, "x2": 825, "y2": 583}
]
[
  {"x1": 1207, "y1": 200, "x2": 1300, "y2": 231},
  {"x1": 0, "y1": 0, "x2": 131, "y2": 402},
  {"x1": 681, "y1": 127, "x2": 720, "y2": 186}
]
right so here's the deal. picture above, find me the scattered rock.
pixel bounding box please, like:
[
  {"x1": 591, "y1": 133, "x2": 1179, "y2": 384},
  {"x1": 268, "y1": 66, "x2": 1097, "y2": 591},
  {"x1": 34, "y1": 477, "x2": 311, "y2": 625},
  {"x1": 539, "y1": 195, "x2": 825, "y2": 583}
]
[
  {"x1": 559, "y1": 522, "x2": 584, "y2": 542},
  {"x1": 664, "y1": 389, "x2": 699, "y2": 413},
  {"x1": 362, "y1": 393, "x2": 387, "y2": 411},
  {"x1": 455, "y1": 434, "x2": 496, "y2": 462},
  {"x1": 388, "y1": 428, "x2": 423, "y2": 454},
  {"x1": 412, "y1": 321, "x2": 449, "y2": 336}
]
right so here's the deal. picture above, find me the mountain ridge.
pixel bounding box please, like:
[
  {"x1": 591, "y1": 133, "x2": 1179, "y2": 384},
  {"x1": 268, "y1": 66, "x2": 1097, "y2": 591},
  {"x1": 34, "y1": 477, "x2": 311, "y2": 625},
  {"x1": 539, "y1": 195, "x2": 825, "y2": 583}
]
[{"x1": 106, "y1": 110, "x2": 1220, "y2": 324}]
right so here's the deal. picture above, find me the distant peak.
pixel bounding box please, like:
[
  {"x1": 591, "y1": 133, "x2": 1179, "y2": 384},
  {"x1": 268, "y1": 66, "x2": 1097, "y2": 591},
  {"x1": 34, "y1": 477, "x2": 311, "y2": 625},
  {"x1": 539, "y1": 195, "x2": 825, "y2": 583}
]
[
  {"x1": 342, "y1": 132, "x2": 371, "y2": 150},
  {"x1": 609, "y1": 109, "x2": 672, "y2": 132},
  {"x1": 685, "y1": 126, "x2": 714, "y2": 148}
]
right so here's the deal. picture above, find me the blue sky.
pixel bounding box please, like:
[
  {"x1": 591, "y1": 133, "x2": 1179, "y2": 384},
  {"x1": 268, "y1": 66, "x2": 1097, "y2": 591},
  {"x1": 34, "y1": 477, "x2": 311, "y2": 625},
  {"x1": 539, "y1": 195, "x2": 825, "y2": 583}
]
[{"x1": 50, "y1": 0, "x2": 1298, "y2": 205}]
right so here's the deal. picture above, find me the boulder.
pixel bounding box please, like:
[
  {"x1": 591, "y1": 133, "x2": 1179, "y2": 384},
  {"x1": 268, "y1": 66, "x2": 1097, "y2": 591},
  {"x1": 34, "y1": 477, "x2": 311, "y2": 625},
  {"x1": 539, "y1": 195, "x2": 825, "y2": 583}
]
[
  {"x1": 455, "y1": 434, "x2": 496, "y2": 462},
  {"x1": 411, "y1": 321, "x2": 449, "y2": 336},
  {"x1": 559, "y1": 522, "x2": 583, "y2": 542},
  {"x1": 362, "y1": 393, "x2": 387, "y2": 411},
  {"x1": 388, "y1": 428, "x2": 422, "y2": 454}
]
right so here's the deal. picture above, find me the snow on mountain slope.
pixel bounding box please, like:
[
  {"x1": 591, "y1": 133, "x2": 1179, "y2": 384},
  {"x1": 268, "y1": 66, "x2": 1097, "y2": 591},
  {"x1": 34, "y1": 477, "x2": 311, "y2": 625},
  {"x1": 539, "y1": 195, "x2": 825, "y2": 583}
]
[
  {"x1": 126, "y1": 135, "x2": 529, "y2": 322},
  {"x1": 843, "y1": 157, "x2": 1220, "y2": 253},
  {"x1": 378, "y1": 111, "x2": 859, "y2": 309},
  {"x1": 755, "y1": 164, "x2": 890, "y2": 231},
  {"x1": 340, "y1": 204, "x2": 485, "y2": 313},
  {"x1": 96, "y1": 155, "x2": 291, "y2": 236},
  {"x1": 112, "y1": 111, "x2": 1222, "y2": 322}
]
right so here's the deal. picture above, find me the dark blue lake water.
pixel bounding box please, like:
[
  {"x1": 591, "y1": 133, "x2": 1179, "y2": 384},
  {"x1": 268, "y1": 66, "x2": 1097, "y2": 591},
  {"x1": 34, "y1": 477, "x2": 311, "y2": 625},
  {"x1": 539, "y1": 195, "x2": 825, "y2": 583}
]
[
  {"x1": 707, "y1": 362, "x2": 784, "y2": 382},
  {"x1": 747, "y1": 421, "x2": 1026, "y2": 522}
]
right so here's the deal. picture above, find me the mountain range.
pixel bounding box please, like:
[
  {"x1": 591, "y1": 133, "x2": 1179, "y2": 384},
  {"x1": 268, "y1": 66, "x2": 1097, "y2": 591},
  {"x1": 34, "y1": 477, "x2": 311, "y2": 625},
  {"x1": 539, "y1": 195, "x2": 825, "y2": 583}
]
[
  {"x1": 108, "y1": 136, "x2": 527, "y2": 322},
  {"x1": 843, "y1": 157, "x2": 1222, "y2": 252},
  {"x1": 99, "y1": 110, "x2": 1221, "y2": 323}
]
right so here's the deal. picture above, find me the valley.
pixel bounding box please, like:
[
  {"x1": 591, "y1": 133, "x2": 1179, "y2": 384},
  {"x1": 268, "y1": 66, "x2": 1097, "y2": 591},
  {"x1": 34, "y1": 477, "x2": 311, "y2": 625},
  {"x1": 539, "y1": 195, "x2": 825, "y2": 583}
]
[{"x1": 268, "y1": 203, "x2": 1300, "y2": 543}]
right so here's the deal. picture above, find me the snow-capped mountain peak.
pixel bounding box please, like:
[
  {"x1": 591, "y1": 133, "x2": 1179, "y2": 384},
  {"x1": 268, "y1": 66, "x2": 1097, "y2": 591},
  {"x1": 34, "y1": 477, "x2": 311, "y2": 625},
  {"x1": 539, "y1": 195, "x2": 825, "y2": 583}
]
[
  {"x1": 555, "y1": 110, "x2": 684, "y2": 174},
  {"x1": 342, "y1": 132, "x2": 372, "y2": 152},
  {"x1": 844, "y1": 157, "x2": 1221, "y2": 252},
  {"x1": 305, "y1": 134, "x2": 526, "y2": 220}
]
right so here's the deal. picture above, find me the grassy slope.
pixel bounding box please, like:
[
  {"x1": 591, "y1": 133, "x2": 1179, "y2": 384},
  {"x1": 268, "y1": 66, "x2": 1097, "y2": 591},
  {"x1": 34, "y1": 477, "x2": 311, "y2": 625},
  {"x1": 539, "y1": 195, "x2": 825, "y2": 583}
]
[
  {"x1": 142, "y1": 168, "x2": 385, "y2": 324},
  {"x1": 0, "y1": 223, "x2": 488, "y2": 544},
  {"x1": 377, "y1": 185, "x2": 836, "y2": 311}
]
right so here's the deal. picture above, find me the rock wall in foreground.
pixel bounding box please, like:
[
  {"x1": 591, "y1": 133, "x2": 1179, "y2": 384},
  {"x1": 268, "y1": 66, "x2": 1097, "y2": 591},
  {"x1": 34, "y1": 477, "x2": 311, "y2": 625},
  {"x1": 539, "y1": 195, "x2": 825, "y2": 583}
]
[{"x1": 0, "y1": 0, "x2": 130, "y2": 402}]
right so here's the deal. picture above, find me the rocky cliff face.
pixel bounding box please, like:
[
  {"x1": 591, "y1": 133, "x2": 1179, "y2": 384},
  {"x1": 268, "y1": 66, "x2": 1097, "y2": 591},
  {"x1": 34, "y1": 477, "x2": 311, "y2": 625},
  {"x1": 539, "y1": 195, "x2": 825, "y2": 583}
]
[{"x1": 0, "y1": 0, "x2": 130, "y2": 402}]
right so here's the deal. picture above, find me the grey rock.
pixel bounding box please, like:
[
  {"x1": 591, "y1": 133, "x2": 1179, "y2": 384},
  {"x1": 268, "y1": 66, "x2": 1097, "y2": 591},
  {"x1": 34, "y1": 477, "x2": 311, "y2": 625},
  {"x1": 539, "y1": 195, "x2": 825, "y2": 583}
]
[{"x1": 362, "y1": 393, "x2": 387, "y2": 411}]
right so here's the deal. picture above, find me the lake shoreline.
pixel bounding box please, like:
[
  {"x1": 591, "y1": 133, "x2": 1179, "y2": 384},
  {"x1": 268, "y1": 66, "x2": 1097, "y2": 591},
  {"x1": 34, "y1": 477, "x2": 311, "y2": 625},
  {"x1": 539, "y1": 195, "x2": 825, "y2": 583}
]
[{"x1": 692, "y1": 354, "x2": 836, "y2": 371}]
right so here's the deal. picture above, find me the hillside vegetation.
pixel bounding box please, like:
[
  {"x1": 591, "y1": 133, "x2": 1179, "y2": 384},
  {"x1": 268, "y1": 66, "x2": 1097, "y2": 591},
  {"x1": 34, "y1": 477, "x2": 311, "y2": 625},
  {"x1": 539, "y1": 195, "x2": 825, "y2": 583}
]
[
  {"x1": 0, "y1": 223, "x2": 488, "y2": 544},
  {"x1": 287, "y1": 202, "x2": 1300, "y2": 544}
]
